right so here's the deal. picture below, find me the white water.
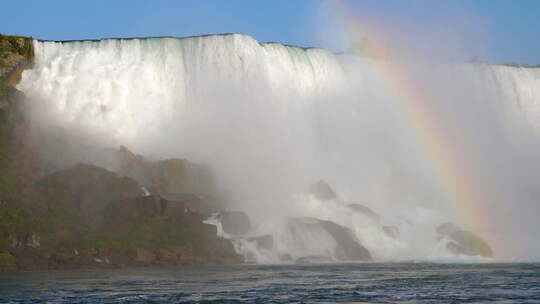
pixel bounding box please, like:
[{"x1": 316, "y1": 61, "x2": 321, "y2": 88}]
[{"x1": 18, "y1": 34, "x2": 540, "y2": 262}]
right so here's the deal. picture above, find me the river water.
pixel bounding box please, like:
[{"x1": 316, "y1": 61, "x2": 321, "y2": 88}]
[{"x1": 0, "y1": 263, "x2": 538, "y2": 303}]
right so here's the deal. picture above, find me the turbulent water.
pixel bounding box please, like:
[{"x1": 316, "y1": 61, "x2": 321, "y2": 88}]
[
  {"x1": 1, "y1": 263, "x2": 539, "y2": 303},
  {"x1": 17, "y1": 34, "x2": 540, "y2": 262}
]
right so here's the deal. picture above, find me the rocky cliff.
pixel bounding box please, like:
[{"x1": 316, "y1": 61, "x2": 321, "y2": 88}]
[{"x1": 0, "y1": 34, "x2": 242, "y2": 270}]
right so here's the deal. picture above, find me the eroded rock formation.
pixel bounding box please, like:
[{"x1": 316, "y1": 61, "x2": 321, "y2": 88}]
[{"x1": 436, "y1": 222, "x2": 493, "y2": 257}]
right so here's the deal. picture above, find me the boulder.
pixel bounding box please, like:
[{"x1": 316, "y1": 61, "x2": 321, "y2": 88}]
[
  {"x1": 116, "y1": 146, "x2": 215, "y2": 197},
  {"x1": 161, "y1": 193, "x2": 202, "y2": 215},
  {"x1": 348, "y1": 204, "x2": 380, "y2": 221},
  {"x1": 287, "y1": 217, "x2": 371, "y2": 261},
  {"x1": 436, "y1": 222, "x2": 493, "y2": 257},
  {"x1": 221, "y1": 211, "x2": 251, "y2": 235},
  {"x1": 382, "y1": 226, "x2": 400, "y2": 239},
  {"x1": 308, "y1": 180, "x2": 337, "y2": 201},
  {"x1": 117, "y1": 146, "x2": 150, "y2": 185},
  {"x1": 149, "y1": 159, "x2": 193, "y2": 194}
]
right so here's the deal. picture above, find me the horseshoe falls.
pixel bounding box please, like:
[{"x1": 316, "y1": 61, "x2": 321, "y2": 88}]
[{"x1": 18, "y1": 34, "x2": 540, "y2": 263}]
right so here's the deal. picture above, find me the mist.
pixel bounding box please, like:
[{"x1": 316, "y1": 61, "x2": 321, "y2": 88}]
[{"x1": 16, "y1": 32, "x2": 540, "y2": 262}]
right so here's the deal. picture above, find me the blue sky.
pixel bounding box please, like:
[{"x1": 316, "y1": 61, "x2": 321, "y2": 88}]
[{"x1": 1, "y1": 0, "x2": 539, "y2": 64}]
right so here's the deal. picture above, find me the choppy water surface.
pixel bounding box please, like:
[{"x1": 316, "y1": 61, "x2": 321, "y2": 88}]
[{"x1": 0, "y1": 263, "x2": 539, "y2": 303}]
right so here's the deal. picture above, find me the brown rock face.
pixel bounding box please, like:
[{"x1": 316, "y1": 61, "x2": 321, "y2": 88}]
[
  {"x1": 437, "y1": 222, "x2": 493, "y2": 257},
  {"x1": 117, "y1": 146, "x2": 149, "y2": 184},
  {"x1": 132, "y1": 248, "x2": 156, "y2": 263},
  {"x1": 0, "y1": 35, "x2": 33, "y2": 85},
  {"x1": 0, "y1": 86, "x2": 42, "y2": 205},
  {"x1": 37, "y1": 164, "x2": 143, "y2": 229},
  {"x1": 116, "y1": 146, "x2": 215, "y2": 197},
  {"x1": 156, "y1": 248, "x2": 176, "y2": 262},
  {"x1": 106, "y1": 196, "x2": 161, "y2": 224}
]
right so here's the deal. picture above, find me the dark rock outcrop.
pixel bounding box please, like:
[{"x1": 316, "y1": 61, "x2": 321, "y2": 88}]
[
  {"x1": 436, "y1": 222, "x2": 493, "y2": 257},
  {"x1": 382, "y1": 226, "x2": 400, "y2": 239},
  {"x1": 37, "y1": 164, "x2": 143, "y2": 230},
  {"x1": 287, "y1": 217, "x2": 371, "y2": 261},
  {"x1": 221, "y1": 211, "x2": 251, "y2": 235},
  {"x1": 308, "y1": 180, "x2": 337, "y2": 201},
  {"x1": 116, "y1": 146, "x2": 216, "y2": 198},
  {"x1": 348, "y1": 204, "x2": 380, "y2": 221}
]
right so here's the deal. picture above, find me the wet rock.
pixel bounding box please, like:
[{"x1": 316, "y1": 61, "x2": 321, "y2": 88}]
[
  {"x1": 171, "y1": 245, "x2": 194, "y2": 264},
  {"x1": 213, "y1": 239, "x2": 244, "y2": 264},
  {"x1": 161, "y1": 193, "x2": 202, "y2": 215},
  {"x1": 287, "y1": 217, "x2": 371, "y2": 261},
  {"x1": 132, "y1": 248, "x2": 156, "y2": 263},
  {"x1": 382, "y1": 226, "x2": 400, "y2": 239},
  {"x1": 436, "y1": 222, "x2": 493, "y2": 257},
  {"x1": 156, "y1": 248, "x2": 176, "y2": 262},
  {"x1": 49, "y1": 252, "x2": 75, "y2": 265},
  {"x1": 106, "y1": 195, "x2": 161, "y2": 224},
  {"x1": 116, "y1": 146, "x2": 216, "y2": 197},
  {"x1": 117, "y1": 146, "x2": 150, "y2": 185},
  {"x1": 38, "y1": 164, "x2": 142, "y2": 229},
  {"x1": 308, "y1": 180, "x2": 337, "y2": 201},
  {"x1": 221, "y1": 211, "x2": 251, "y2": 235},
  {"x1": 348, "y1": 204, "x2": 380, "y2": 222},
  {"x1": 150, "y1": 159, "x2": 194, "y2": 194},
  {"x1": 201, "y1": 224, "x2": 219, "y2": 241}
]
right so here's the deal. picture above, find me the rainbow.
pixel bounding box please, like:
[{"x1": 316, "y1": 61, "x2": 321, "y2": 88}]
[{"x1": 327, "y1": 0, "x2": 496, "y2": 255}]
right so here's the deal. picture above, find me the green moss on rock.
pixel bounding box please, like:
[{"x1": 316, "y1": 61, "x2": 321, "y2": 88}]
[{"x1": 0, "y1": 252, "x2": 16, "y2": 264}]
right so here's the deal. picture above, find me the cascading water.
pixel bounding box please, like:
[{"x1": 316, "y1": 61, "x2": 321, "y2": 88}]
[{"x1": 18, "y1": 34, "x2": 540, "y2": 263}]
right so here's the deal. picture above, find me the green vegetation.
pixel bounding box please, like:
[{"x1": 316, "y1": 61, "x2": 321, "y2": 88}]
[
  {"x1": 0, "y1": 80, "x2": 10, "y2": 100},
  {"x1": 0, "y1": 34, "x2": 33, "y2": 87},
  {"x1": 0, "y1": 202, "x2": 23, "y2": 249},
  {"x1": 81, "y1": 217, "x2": 195, "y2": 253},
  {"x1": 0, "y1": 86, "x2": 21, "y2": 205},
  {"x1": 0, "y1": 34, "x2": 33, "y2": 63},
  {"x1": 0, "y1": 34, "x2": 33, "y2": 255},
  {"x1": 0, "y1": 252, "x2": 16, "y2": 264}
]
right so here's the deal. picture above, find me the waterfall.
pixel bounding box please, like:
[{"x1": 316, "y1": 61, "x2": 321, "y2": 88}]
[{"x1": 18, "y1": 34, "x2": 540, "y2": 262}]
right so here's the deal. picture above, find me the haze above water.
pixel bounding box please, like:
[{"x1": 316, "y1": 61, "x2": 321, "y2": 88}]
[{"x1": 17, "y1": 33, "x2": 540, "y2": 262}]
